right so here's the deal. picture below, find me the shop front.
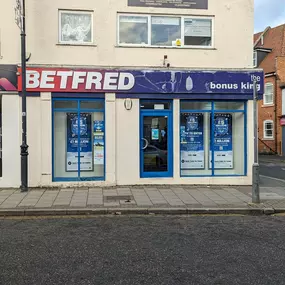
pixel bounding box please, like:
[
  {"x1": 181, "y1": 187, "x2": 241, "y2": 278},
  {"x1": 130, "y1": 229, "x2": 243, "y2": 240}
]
[{"x1": 17, "y1": 67, "x2": 263, "y2": 187}]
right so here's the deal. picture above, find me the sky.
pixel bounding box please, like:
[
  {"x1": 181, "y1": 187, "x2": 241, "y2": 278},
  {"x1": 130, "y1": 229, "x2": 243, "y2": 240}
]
[{"x1": 254, "y1": 0, "x2": 285, "y2": 32}]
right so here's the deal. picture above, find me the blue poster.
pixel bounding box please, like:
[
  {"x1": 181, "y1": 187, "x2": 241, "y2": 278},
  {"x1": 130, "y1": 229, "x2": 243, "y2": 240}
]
[
  {"x1": 66, "y1": 113, "x2": 93, "y2": 172},
  {"x1": 93, "y1": 120, "x2": 105, "y2": 165},
  {"x1": 94, "y1": 120, "x2": 104, "y2": 133},
  {"x1": 152, "y1": 129, "x2": 159, "y2": 140},
  {"x1": 210, "y1": 113, "x2": 233, "y2": 169},
  {"x1": 180, "y1": 113, "x2": 204, "y2": 169}
]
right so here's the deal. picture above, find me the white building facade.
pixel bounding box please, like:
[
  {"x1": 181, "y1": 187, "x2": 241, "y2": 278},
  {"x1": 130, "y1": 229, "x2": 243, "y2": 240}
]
[{"x1": 0, "y1": 0, "x2": 263, "y2": 188}]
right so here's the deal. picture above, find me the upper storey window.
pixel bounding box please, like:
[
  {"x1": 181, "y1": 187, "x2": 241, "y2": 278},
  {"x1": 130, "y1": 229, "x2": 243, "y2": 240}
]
[
  {"x1": 118, "y1": 14, "x2": 213, "y2": 48},
  {"x1": 59, "y1": 10, "x2": 93, "y2": 44}
]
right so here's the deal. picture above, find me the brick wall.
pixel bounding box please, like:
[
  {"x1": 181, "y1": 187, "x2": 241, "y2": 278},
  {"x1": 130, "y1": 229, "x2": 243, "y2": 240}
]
[
  {"x1": 258, "y1": 76, "x2": 277, "y2": 154},
  {"x1": 276, "y1": 57, "x2": 285, "y2": 155},
  {"x1": 258, "y1": 57, "x2": 285, "y2": 155}
]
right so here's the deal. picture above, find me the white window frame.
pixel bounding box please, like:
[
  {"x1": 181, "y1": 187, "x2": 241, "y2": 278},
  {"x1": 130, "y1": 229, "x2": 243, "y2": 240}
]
[
  {"x1": 253, "y1": 51, "x2": 257, "y2": 67},
  {"x1": 58, "y1": 10, "x2": 94, "y2": 45},
  {"x1": 263, "y1": 120, "x2": 274, "y2": 139},
  {"x1": 117, "y1": 13, "x2": 214, "y2": 49},
  {"x1": 263, "y1": 83, "x2": 274, "y2": 105}
]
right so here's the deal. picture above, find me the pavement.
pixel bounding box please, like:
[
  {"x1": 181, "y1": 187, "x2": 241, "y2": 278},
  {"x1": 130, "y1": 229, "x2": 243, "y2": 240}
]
[
  {"x1": 1, "y1": 216, "x2": 285, "y2": 285},
  {"x1": 1, "y1": 182, "x2": 285, "y2": 216}
]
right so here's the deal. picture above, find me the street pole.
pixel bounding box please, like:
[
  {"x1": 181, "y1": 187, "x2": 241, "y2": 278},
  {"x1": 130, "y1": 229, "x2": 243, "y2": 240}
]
[
  {"x1": 15, "y1": 0, "x2": 28, "y2": 192},
  {"x1": 252, "y1": 80, "x2": 260, "y2": 203}
]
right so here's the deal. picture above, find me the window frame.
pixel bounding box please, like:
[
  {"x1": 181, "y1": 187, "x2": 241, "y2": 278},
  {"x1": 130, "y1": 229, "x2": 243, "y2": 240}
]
[
  {"x1": 52, "y1": 97, "x2": 105, "y2": 182},
  {"x1": 117, "y1": 13, "x2": 214, "y2": 49},
  {"x1": 58, "y1": 10, "x2": 94, "y2": 45},
  {"x1": 263, "y1": 120, "x2": 274, "y2": 140},
  {"x1": 263, "y1": 83, "x2": 274, "y2": 105},
  {"x1": 179, "y1": 101, "x2": 247, "y2": 177}
]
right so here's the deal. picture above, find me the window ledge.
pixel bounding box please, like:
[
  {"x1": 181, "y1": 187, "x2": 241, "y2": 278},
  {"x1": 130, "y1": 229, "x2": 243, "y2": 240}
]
[
  {"x1": 262, "y1": 104, "x2": 274, "y2": 107},
  {"x1": 115, "y1": 45, "x2": 216, "y2": 50},
  {"x1": 263, "y1": 138, "x2": 274, "y2": 141},
  {"x1": 56, "y1": 43, "x2": 97, "y2": 47}
]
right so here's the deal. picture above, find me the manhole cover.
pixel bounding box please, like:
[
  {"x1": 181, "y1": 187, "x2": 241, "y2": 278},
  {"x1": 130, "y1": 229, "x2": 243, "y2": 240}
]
[{"x1": 105, "y1": 195, "x2": 133, "y2": 202}]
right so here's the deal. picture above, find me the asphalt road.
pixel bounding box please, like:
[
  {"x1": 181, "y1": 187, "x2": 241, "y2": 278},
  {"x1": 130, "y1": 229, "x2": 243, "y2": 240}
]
[
  {"x1": 259, "y1": 155, "x2": 285, "y2": 184},
  {"x1": 1, "y1": 216, "x2": 285, "y2": 285}
]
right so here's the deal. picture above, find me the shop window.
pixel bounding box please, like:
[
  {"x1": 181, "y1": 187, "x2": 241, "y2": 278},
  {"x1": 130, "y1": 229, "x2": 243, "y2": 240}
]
[
  {"x1": 53, "y1": 99, "x2": 104, "y2": 181},
  {"x1": 184, "y1": 18, "x2": 212, "y2": 46},
  {"x1": 59, "y1": 10, "x2": 93, "y2": 44},
  {"x1": 118, "y1": 14, "x2": 213, "y2": 48},
  {"x1": 180, "y1": 101, "x2": 246, "y2": 177},
  {"x1": 263, "y1": 83, "x2": 274, "y2": 105},
  {"x1": 263, "y1": 120, "x2": 273, "y2": 139}
]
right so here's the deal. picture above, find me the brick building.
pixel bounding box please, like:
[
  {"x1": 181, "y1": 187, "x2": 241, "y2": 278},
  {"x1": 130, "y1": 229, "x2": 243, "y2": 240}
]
[{"x1": 254, "y1": 24, "x2": 285, "y2": 155}]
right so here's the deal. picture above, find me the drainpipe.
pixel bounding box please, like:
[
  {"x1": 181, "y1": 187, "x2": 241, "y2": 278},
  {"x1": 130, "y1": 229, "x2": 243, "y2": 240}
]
[{"x1": 275, "y1": 75, "x2": 278, "y2": 154}]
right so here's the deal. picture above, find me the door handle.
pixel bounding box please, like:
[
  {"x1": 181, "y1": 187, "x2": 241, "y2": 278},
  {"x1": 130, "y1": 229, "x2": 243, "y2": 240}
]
[{"x1": 142, "y1": 138, "x2": 148, "y2": 150}]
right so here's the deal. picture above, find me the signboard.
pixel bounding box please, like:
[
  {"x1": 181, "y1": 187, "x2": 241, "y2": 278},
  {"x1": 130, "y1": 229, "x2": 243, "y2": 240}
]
[
  {"x1": 181, "y1": 113, "x2": 204, "y2": 169},
  {"x1": 280, "y1": 117, "x2": 285, "y2": 126},
  {"x1": 128, "y1": 0, "x2": 208, "y2": 9},
  {"x1": 93, "y1": 120, "x2": 104, "y2": 165},
  {"x1": 0, "y1": 65, "x2": 17, "y2": 91},
  {"x1": 18, "y1": 67, "x2": 264, "y2": 96},
  {"x1": 66, "y1": 113, "x2": 93, "y2": 171},
  {"x1": 209, "y1": 114, "x2": 233, "y2": 169}
]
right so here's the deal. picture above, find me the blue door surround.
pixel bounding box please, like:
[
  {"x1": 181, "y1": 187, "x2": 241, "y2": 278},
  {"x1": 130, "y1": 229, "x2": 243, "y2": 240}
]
[{"x1": 140, "y1": 108, "x2": 173, "y2": 178}]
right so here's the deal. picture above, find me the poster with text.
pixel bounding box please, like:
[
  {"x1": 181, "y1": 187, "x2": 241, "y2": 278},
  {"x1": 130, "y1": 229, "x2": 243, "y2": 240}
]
[
  {"x1": 180, "y1": 113, "x2": 204, "y2": 169},
  {"x1": 66, "y1": 113, "x2": 93, "y2": 172},
  {"x1": 209, "y1": 113, "x2": 233, "y2": 169},
  {"x1": 93, "y1": 120, "x2": 104, "y2": 165}
]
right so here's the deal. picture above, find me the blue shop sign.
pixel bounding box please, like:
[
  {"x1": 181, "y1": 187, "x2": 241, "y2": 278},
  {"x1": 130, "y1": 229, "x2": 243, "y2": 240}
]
[{"x1": 25, "y1": 67, "x2": 264, "y2": 100}]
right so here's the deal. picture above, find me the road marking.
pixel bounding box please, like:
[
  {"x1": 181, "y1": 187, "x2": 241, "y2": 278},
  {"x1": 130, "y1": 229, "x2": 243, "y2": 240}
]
[
  {"x1": 260, "y1": 175, "x2": 285, "y2": 183},
  {"x1": 282, "y1": 168, "x2": 285, "y2": 171}
]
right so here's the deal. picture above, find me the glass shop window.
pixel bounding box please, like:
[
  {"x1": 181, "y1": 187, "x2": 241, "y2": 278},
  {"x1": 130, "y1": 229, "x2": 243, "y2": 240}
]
[
  {"x1": 53, "y1": 99, "x2": 105, "y2": 181},
  {"x1": 180, "y1": 101, "x2": 246, "y2": 177}
]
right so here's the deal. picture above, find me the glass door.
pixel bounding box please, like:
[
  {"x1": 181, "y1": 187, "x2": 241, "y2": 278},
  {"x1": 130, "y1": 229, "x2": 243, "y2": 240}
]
[{"x1": 140, "y1": 112, "x2": 173, "y2": 178}]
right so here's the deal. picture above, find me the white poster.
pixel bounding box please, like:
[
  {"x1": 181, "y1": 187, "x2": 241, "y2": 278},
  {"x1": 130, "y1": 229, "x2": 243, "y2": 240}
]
[
  {"x1": 66, "y1": 152, "x2": 93, "y2": 171},
  {"x1": 209, "y1": 151, "x2": 233, "y2": 169},
  {"x1": 181, "y1": 150, "x2": 205, "y2": 169}
]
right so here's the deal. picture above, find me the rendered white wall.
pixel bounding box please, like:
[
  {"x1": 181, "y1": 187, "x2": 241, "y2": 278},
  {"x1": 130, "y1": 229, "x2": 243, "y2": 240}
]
[
  {"x1": 0, "y1": 94, "x2": 21, "y2": 188},
  {"x1": 1, "y1": 0, "x2": 254, "y2": 69}
]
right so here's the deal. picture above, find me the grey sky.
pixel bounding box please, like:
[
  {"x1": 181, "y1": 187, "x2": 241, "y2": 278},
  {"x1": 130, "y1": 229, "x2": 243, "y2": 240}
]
[{"x1": 254, "y1": 0, "x2": 285, "y2": 32}]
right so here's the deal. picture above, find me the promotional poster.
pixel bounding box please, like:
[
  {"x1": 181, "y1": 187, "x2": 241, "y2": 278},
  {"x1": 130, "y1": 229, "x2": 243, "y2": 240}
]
[
  {"x1": 181, "y1": 113, "x2": 204, "y2": 169},
  {"x1": 93, "y1": 120, "x2": 104, "y2": 165},
  {"x1": 209, "y1": 113, "x2": 233, "y2": 169},
  {"x1": 66, "y1": 113, "x2": 93, "y2": 172}
]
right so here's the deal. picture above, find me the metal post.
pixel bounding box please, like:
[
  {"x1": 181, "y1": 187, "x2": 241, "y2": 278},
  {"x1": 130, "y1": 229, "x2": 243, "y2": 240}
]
[
  {"x1": 20, "y1": 0, "x2": 28, "y2": 192},
  {"x1": 252, "y1": 80, "x2": 260, "y2": 203}
]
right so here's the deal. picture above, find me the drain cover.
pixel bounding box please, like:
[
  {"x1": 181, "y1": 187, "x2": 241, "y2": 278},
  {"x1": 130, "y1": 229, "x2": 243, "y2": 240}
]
[{"x1": 105, "y1": 195, "x2": 133, "y2": 202}]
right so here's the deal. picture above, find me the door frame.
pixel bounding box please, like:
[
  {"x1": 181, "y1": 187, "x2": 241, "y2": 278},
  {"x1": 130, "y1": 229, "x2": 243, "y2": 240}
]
[{"x1": 139, "y1": 109, "x2": 173, "y2": 178}]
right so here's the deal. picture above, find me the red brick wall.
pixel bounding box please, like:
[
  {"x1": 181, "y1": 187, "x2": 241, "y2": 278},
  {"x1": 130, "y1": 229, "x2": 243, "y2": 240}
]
[
  {"x1": 258, "y1": 57, "x2": 285, "y2": 155},
  {"x1": 276, "y1": 56, "x2": 285, "y2": 155},
  {"x1": 258, "y1": 76, "x2": 276, "y2": 154}
]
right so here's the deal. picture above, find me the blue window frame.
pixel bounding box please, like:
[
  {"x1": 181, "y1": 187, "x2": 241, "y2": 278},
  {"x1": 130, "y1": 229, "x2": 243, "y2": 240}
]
[
  {"x1": 52, "y1": 97, "x2": 105, "y2": 182},
  {"x1": 180, "y1": 101, "x2": 247, "y2": 177}
]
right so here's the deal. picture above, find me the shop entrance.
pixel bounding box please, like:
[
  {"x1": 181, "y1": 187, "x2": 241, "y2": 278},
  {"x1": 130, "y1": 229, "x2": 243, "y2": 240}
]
[{"x1": 140, "y1": 101, "x2": 173, "y2": 178}]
